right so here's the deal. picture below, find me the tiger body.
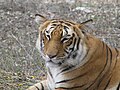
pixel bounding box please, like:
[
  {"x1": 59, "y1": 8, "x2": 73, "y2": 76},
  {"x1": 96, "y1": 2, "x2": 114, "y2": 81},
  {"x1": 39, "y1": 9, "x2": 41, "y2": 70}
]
[{"x1": 27, "y1": 16, "x2": 120, "y2": 90}]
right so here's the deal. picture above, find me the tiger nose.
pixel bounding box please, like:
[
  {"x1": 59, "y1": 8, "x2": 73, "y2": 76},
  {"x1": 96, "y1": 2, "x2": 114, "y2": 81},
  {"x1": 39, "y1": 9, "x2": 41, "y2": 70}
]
[{"x1": 47, "y1": 54, "x2": 57, "y2": 59}]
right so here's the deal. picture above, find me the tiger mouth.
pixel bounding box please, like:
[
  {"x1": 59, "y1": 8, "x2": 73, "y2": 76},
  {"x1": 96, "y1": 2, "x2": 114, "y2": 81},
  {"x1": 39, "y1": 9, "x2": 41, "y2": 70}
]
[
  {"x1": 46, "y1": 58, "x2": 65, "y2": 66},
  {"x1": 42, "y1": 53, "x2": 67, "y2": 65},
  {"x1": 46, "y1": 60, "x2": 62, "y2": 65}
]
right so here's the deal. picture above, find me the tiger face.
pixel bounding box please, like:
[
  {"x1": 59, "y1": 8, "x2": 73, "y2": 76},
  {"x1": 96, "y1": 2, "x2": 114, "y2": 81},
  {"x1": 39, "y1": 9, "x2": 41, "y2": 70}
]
[{"x1": 36, "y1": 18, "x2": 88, "y2": 67}]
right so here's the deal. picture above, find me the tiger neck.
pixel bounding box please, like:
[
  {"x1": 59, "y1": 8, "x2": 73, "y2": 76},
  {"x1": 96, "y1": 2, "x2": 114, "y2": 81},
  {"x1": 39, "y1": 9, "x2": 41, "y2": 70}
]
[{"x1": 46, "y1": 35, "x2": 120, "y2": 89}]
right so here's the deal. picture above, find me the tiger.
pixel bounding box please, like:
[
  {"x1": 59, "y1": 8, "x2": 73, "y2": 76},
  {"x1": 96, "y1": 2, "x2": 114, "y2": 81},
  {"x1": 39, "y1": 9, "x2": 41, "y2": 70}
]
[{"x1": 26, "y1": 14, "x2": 120, "y2": 90}]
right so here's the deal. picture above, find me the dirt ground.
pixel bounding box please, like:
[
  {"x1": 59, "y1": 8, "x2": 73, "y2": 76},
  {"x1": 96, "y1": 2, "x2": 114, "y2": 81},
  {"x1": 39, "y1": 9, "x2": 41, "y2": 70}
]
[{"x1": 0, "y1": 0, "x2": 120, "y2": 90}]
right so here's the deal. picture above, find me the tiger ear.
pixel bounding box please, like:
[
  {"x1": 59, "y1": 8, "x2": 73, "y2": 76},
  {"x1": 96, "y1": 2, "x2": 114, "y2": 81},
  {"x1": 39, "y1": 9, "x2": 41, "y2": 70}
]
[
  {"x1": 80, "y1": 19, "x2": 93, "y2": 24},
  {"x1": 78, "y1": 19, "x2": 93, "y2": 32},
  {"x1": 76, "y1": 19, "x2": 93, "y2": 35},
  {"x1": 35, "y1": 14, "x2": 48, "y2": 24}
]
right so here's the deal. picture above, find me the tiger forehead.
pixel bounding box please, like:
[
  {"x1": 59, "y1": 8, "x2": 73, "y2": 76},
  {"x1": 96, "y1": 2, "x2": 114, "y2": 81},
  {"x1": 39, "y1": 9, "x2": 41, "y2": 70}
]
[
  {"x1": 50, "y1": 19, "x2": 76, "y2": 26},
  {"x1": 41, "y1": 19, "x2": 80, "y2": 36},
  {"x1": 47, "y1": 20, "x2": 77, "y2": 34}
]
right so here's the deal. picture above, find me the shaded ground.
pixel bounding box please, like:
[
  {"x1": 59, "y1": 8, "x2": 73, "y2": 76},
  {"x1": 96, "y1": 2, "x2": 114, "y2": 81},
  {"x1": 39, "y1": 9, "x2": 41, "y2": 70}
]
[{"x1": 0, "y1": 0, "x2": 120, "y2": 89}]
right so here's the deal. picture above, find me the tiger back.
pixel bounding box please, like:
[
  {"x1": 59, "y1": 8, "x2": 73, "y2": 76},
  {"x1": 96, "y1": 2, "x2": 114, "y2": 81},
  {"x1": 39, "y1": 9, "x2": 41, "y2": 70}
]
[{"x1": 27, "y1": 14, "x2": 120, "y2": 90}]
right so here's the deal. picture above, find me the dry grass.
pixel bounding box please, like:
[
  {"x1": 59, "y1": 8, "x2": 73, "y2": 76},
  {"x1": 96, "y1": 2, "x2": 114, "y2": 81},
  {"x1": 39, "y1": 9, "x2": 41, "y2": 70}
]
[{"x1": 0, "y1": 0, "x2": 120, "y2": 89}]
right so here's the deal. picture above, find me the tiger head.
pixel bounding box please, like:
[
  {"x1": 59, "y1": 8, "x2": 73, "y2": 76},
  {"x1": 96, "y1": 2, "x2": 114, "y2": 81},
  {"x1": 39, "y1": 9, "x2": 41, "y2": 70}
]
[{"x1": 36, "y1": 14, "x2": 91, "y2": 67}]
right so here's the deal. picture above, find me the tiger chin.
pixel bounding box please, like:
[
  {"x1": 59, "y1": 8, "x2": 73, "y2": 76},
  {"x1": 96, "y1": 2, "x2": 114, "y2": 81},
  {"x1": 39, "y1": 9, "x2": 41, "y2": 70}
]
[{"x1": 26, "y1": 14, "x2": 120, "y2": 90}]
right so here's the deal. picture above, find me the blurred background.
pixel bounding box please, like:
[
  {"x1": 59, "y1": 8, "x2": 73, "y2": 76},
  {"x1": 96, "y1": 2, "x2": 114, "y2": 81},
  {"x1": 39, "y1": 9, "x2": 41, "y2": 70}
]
[{"x1": 0, "y1": 0, "x2": 120, "y2": 89}]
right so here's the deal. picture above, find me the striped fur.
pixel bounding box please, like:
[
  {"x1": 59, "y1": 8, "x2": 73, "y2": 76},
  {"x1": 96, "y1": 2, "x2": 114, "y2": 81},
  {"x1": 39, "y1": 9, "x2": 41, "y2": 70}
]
[{"x1": 27, "y1": 16, "x2": 120, "y2": 90}]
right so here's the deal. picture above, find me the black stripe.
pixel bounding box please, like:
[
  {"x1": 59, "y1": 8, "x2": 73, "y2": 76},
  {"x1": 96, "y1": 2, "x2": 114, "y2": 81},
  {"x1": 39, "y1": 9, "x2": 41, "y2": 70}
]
[
  {"x1": 40, "y1": 31, "x2": 43, "y2": 50},
  {"x1": 64, "y1": 26, "x2": 69, "y2": 34},
  {"x1": 103, "y1": 76, "x2": 112, "y2": 90},
  {"x1": 60, "y1": 65, "x2": 74, "y2": 73},
  {"x1": 77, "y1": 38, "x2": 80, "y2": 50},
  {"x1": 61, "y1": 38, "x2": 69, "y2": 43},
  {"x1": 56, "y1": 65, "x2": 75, "y2": 76},
  {"x1": 48, "y1": 67, "x2": 53, "y2": 79},
  {"x1": 56, "y1": 79, "x2": 70, "y2": 84},
  {"x1": 40, "y1": 83, "x2": 44, "y2": 90},
  {"x1": 35, "y1": 14, "x2": 46, "y2": 20},
  {"x1": 52, "y1": 24, "x2": 57, "y2": 26},
  {"x1": 35, "y1": 86, "x2": 40, "y2": 90},
  {"x1": 97, "y1": 45, "x2": 113, "y2": 89},
  {"x1": 81, "y1": 19, "x2": 93, "y2": 24},
  {"x1": 117, "y1": 82, "x2": 120, "y2": 90},
  {"x1": 50, "y1": 26, "x2": 54, "y2": 29},
  {"x1": 114, "y1": 48, "x2": 119, "y2": 68},
  {"x1": 102, "y1": 47, "x2": 114, "y2": 90},
  {"x1": 55, "y1": 84, "x2": 85, "y2": 90},
  {"x1": 108, "y1": 46, "x2": 113, "y2": 68},
  {"x1": 55, "y1": 71, "x2": 88, "y2": 84},
  {"x1": 108, "y1": 47, "x2": 113, "y2": 63},
  {"x1": 64, "y1": 22, "x2": 71, "y2": 26},
  {"x1": 73, "y1": 38, "x2": 77, "y2": 50},
  {"x1": 67, "y1": 34, "x2": 71, "y2": 37},
  {"x1": 103, "y1": 47, "x2": 119, "y2": 90},
  {"x1": 84, "y1": 41, "x2": 105, "y2": 90},
  {"x1": 59, "y1": 20, "x2": 64, "y2": 23},
  {"x1": 46, "y1": 35, "x2": 50, "y2": 40},
  {"x1": 115, "y1": 48, "x2": 119, "y2": 59},
  {"x1": 85, "y1": 44, "x2": 109, "y2": 89},
  {"x1": 68, "y1": 47, "x2": 75, "y2": 58},
  {"x1": 64, "y1": 49, "x2": 69, "y2": 54},
  {"x1": 103, "y1": 48, "x2": 119, "y2": 90},
  {"x1": 69, "y1": 37, "x2": 76, "y2": 52}
]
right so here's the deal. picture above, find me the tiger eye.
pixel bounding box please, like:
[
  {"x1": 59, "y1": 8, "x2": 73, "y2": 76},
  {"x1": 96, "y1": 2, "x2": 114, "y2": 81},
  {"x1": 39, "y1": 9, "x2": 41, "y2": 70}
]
[{"x1": 66, "y1": 39, "x2": 73, "y2": 46}]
